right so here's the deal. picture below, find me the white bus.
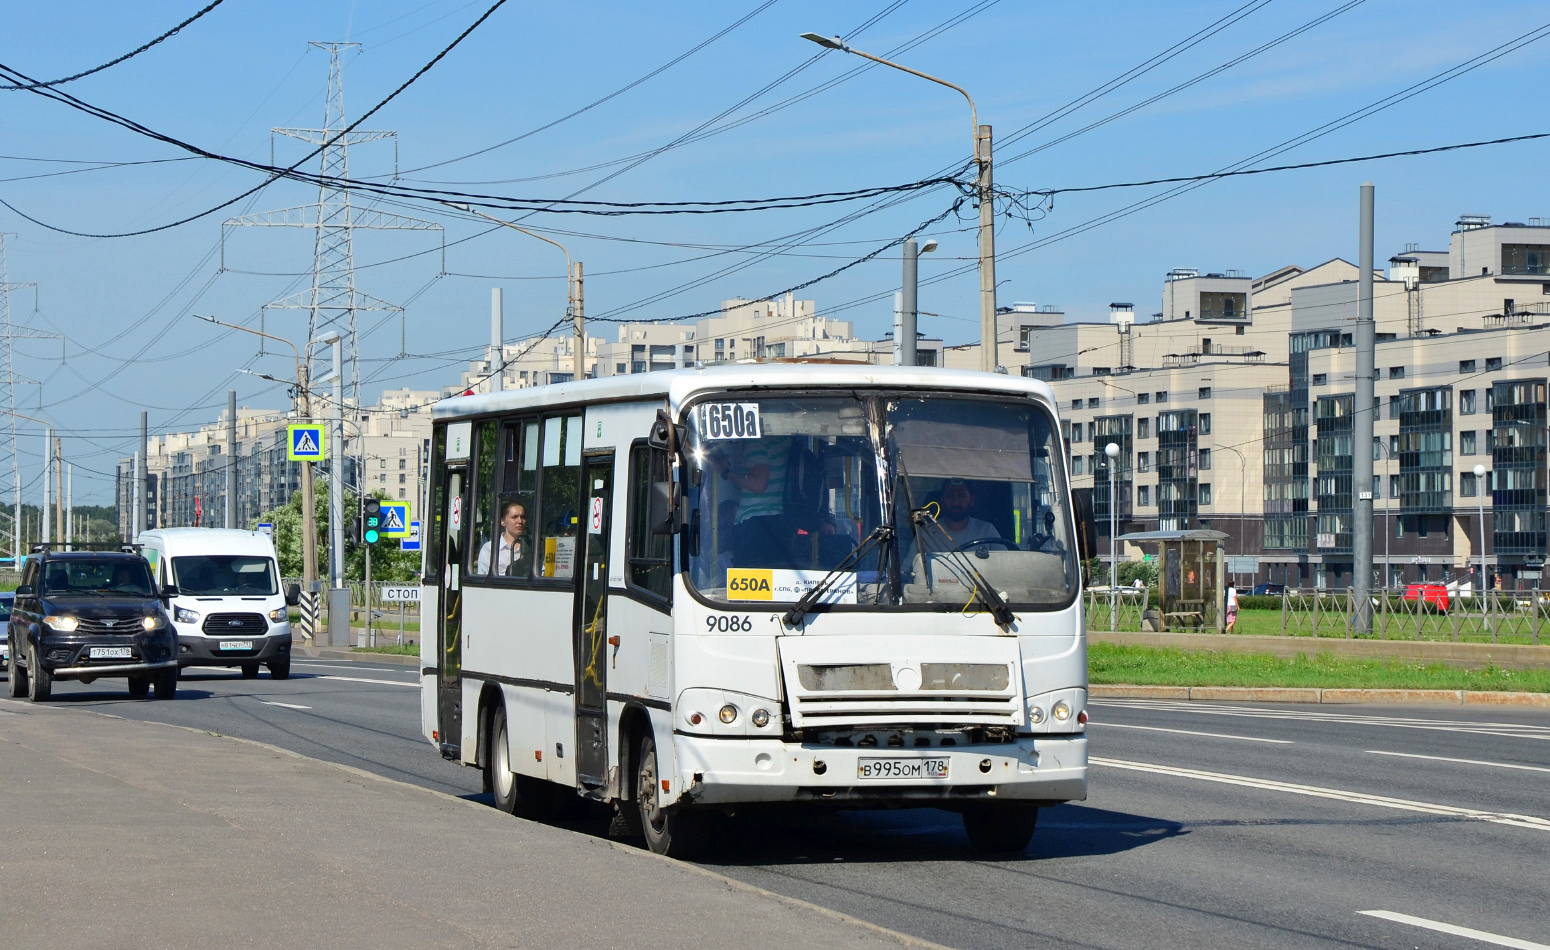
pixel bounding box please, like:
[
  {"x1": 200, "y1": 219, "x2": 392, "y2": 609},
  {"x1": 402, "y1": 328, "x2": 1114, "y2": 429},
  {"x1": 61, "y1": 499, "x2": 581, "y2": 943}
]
[{"x1": 420, "y1": 364, "x2": 1091, "y2": 856}]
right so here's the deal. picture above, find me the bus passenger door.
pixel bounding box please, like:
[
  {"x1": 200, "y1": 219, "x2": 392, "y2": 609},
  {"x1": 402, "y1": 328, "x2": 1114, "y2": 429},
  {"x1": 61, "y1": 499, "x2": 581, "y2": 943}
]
[
  {"x1": 573, "y1": 451, "x2": 614, "y2": 789},
  {"x1": 438, "y1": 465, "x2": 470, "y2": 758}
]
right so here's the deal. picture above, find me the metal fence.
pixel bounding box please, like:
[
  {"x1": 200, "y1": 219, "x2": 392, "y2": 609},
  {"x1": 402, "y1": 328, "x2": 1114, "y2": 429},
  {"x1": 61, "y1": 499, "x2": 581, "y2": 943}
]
[{"x1": 1088, "y1": 586, "x2": 1545, "y2": 645}]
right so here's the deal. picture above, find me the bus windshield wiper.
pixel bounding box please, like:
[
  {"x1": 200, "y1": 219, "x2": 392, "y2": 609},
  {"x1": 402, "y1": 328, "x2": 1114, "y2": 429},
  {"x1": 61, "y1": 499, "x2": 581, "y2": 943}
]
[
  {"x1": 782, "y1": 525, "x2": 893, "y2": 627},
  {"x1": 910, "y1": 510, "x2": 1016, "y2": 628}
]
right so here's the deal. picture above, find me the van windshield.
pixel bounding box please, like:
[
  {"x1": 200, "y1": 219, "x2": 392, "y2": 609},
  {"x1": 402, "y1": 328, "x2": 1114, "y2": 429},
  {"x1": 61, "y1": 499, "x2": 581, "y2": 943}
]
[
  {"x1": 682, "y1": 391, "x2": 1076, "y2": 610},
  {"x1": 172, "y1": 556, "x2": 278, "y2": 596}
]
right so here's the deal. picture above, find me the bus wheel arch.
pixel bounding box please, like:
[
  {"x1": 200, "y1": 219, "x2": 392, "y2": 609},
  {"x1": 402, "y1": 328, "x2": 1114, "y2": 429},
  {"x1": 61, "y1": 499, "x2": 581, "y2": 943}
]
[
  {"x1": 616, "y1": 704, "x2": 654, "y2": 804},
  {"x1": 476, "y1": 683, "x2": 504, "y2": 792}
]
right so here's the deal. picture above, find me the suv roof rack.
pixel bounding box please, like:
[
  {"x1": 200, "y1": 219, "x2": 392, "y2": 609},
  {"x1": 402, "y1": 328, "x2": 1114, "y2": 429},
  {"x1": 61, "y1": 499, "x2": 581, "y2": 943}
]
[{"x1": 29, "y1": 543, "x2": 142, "y2": 554}]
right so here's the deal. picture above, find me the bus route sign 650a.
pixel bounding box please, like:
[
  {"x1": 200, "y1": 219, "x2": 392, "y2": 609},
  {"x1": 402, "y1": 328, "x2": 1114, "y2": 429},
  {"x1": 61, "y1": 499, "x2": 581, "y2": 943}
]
[{"x1": 380, "y1": 586, "x2": 421, "y2": 603}]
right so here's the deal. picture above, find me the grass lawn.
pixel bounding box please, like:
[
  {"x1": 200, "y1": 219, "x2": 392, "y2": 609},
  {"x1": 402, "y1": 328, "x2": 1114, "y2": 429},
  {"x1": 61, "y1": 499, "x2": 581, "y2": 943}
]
[
  {"x1": 1089, "y1": 640, "x2": 1550, "y2": 692},
  {"x1": 352, "y1": 643, "x2": 419, "y2": 656}
]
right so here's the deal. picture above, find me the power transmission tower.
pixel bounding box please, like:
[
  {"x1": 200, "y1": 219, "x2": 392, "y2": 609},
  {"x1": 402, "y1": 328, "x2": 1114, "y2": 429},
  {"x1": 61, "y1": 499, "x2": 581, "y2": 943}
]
[
  {"x1": 0, "y1": 234, "x2": 62, "y2": 564},
  {"x1": 221, "y1": 41, "x2": 442, "y2": 416}
]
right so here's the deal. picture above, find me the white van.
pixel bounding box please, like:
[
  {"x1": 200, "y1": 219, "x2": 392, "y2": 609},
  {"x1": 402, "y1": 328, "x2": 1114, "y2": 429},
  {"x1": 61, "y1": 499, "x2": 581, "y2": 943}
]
[{"x1": 137, "y1": 528, "x2": 299, "y2": 679}]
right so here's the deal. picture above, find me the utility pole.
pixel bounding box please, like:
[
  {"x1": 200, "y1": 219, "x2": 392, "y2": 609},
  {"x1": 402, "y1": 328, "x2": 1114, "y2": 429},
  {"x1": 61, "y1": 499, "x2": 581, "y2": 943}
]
[
  {"x1": 322, "y1": 332, "x2": 344, "y2": 589},
  {"x1": 571, "y1": 262, "x2": 586, "y2": 381},
  {"x1": 139, "y1": 411, "x2": 148, "y2": 535},
  {"x1": 976, "y1": 124, "x2": 998, "y2": 373},
  {"x1": 66, "y1": 463, "x2": 71, "y2": 549},
  {"x1": 54, "y1": 435, "x2": 62, "y2": 549},
  {"x1": 490, "y1": 288, "x2": 504, "y2": 393},
  {"x1": 1352, "y1": 182, "x2": 1376, "y2": 635},
  {"x1": 901, "y1": 239, "x2": 919, "y2": 369},
  {"x1": 130, "y1": 452, "x2": 140, "y2": 540},
  {"x1": 226, "y1": 391, "x2": 237, "y2": 529},
  {"x1": 41, "y1": 429, "x2": 50, "y2": 545}
]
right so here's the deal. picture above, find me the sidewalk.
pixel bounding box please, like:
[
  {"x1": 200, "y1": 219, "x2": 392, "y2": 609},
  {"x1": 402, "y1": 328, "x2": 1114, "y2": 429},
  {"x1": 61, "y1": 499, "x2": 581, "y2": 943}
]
[{"x1": 0, "y1": 702, "x2": 933, "y2": 950}]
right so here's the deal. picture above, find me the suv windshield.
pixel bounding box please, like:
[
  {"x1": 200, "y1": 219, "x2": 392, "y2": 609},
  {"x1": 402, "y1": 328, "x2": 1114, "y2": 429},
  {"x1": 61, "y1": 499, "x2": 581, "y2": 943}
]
[
  {"x1": 41, "y1": 559, "x2": 154, "y2": 597},
  {"x1": 684, "y1": 391, "x2": 1076, "y2": 610},
  {"x1": 171, "y1": 555, "x2": 278, "y2": 596}
]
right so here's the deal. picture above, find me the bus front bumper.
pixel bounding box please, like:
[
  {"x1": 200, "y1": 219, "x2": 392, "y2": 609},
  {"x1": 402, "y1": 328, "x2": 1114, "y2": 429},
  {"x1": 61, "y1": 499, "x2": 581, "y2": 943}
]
[{"x1": 671, "y1": 733, "x2": 1087, "y2": 806}]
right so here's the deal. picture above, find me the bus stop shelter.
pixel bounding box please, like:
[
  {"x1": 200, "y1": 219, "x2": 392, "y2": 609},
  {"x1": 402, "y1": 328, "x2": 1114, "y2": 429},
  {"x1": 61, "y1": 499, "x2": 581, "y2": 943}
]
[{"x1": 1116, "y1": 529, "x2": 1227, "y2": 632}]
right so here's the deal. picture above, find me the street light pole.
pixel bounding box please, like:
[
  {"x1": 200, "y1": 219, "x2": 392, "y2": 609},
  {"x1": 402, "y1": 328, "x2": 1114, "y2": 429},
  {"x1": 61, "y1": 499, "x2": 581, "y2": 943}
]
[
  {"x1": 1474, "y1": 462, "x2": 1490, "y2": 634},
  {"x1": 799, "y1": 33, "x2": 996, "y2": 372},
  {"x1": 1105, "y1": 442, "x2": 1120, "y2": 631},
  {"x1": 446, "y1": 204, "x2": 581, "y2": 383}
]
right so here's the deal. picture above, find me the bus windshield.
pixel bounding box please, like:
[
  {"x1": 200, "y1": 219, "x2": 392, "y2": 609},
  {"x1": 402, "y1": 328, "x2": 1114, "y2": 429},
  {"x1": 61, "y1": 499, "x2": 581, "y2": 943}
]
[{"x1": 684, "y1": 391, "x2": 1076, "y2": 610}]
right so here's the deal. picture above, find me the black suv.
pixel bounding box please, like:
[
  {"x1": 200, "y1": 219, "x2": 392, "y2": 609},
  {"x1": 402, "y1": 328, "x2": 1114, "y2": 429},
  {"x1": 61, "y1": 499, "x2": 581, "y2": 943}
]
[{"x1": 6, "y1": 547, "x2": 179, "y2": 702}]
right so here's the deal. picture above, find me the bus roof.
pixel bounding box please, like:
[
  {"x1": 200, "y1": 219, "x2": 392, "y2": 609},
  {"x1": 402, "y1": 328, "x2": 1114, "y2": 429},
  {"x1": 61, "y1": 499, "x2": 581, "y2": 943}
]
[{"x1": 431, "y1": 364, "x2": 1057, "y2": 422}]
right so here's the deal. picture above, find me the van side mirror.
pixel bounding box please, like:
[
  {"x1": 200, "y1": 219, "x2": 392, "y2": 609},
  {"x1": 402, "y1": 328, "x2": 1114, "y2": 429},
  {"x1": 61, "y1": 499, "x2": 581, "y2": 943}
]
[
  {"x1": 1070, "y1": 488, "x2": 1097, "y2": 566},
  {"x1": 649, "y1": 480, "x2": 684, "y2": 535},
  {"x1": 14, "y1": 584, "x2": 32, "y2": 596},
  {"x1": 285, "y1": 583, "x2": 302, "y2": 607},
  {"x1": 160, "y1": 584, "x2": 179, "y2": 600}
]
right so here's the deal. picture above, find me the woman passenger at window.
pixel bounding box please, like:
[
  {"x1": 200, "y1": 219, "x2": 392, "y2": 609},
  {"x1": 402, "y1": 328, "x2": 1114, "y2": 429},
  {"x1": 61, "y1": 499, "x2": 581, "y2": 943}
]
[{"x1": 477, "y1": 500, "x2": 531, "y2": 577}]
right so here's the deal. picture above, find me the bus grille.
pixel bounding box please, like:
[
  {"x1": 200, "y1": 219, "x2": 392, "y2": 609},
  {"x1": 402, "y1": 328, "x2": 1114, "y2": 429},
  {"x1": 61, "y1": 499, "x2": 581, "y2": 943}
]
[{"x1": 788, "y1": 691, "x2": 1021, "y2": 727}]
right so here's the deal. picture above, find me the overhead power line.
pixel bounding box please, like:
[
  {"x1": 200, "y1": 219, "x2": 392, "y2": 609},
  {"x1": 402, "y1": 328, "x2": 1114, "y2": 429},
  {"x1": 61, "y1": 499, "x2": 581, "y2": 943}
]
[{"x1": 0, "y1": 0, "x2": 229, "y2": 91}]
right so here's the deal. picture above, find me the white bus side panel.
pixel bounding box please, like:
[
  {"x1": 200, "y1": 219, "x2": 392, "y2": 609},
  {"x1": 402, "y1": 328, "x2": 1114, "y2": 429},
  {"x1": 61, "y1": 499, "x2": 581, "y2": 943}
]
[
  {"x1": 462, "y1": 584, "x2": 576, "y2": 778},
  {"x1": 419, "y1": 584, "x2": 440, "y2": 744}
]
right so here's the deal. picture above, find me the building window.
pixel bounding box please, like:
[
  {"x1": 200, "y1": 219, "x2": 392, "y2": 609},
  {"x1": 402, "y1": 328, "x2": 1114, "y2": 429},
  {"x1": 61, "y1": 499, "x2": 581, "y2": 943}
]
[
  {"x1": 1138, "y1": 418, "x2": 1150, "y2": 439},
  {"x1": 1199, "y1": 448, "x2": 1212, "y2": 470},
  {"x1": 1501, "y1": 243, "x2": 1550, "y2": 275},
  {"x1": 1156, "y1": 391, "x2": 1168, "y2": 403},
  {"x1": 1138, "y1": 451, "x2": 1150, "y2": 473},
  {"x1": 1460, "y1": 359, "x2": 1476, "y2": 373},
  {"x1": 1071, "y1": 399, "x2": 1081, "y2": 411},
  {"x1": 1198, "y1": 386, "x2": 1212, "y2": 399},
  {"x1": 1071, "y1": 422, "x2": 1083, "y2": 442},
  {"x1": 1312, "y1": 373, "x2": 1327, "y2": 386},
  {"x1": 1389, "y1": 367, "x2": 1405, "y2": 380},
  {"x1": 1461, "y1": 430, "x2": 1476, "y2": 455},
  {"x1": 1199, "y1": 291, "x2": 1247, "y2": 321},
  {"x1": 1088, "y1": 397, "x2": 1100, "y2": 409},
  {"x1": 400, "y1": 458, "x2": 407, "y2": 469},
  {"x1": 616, "y1": 362, "x2": 627, "y2": 375},
  {"x1": 1486, "y1": 357, "x2": 1503, "y2": 371},
  {"x1": 1199, "y1": 413, "x2": 1211, "y2": 434},
  {"x1": 398, "y1": 489, "x2": 406, "y2": 499},
  {"x1": 380, "y1": 459, "x2": 388, "y2": 468},
  {"x1": 1199, "y1": 483, "x2": 1212, "y2": 505},
  {"x1": 1138, "y1": 392, "x2": 1150, "y2": 405},
  {"x1": 1460, "y1": 390, "x2": 1477, "y2": 414},
  {"x1": 1071, "y1": 456, "x2": 1084, "y2": 476},
  {"x1": 1461, "y1": 471, "x2": 1477, "y2": 497},
  {"x1": 1092, "y1": 367, "x2": 1112, "y2": 376},
  {"x1": 1138, "y1": 485, "x2": 1150, "y2": 506}
]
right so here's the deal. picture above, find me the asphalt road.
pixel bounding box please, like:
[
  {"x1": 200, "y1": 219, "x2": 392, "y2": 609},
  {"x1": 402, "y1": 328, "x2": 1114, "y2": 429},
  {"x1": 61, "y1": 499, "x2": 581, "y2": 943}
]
[{"x1": 15, "y1": 662, "x2": 1550, "y2": 950}]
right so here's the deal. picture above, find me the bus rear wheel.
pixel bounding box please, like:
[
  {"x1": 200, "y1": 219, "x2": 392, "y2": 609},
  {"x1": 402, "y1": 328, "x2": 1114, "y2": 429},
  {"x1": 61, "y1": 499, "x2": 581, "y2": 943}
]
[
  {"x1": 488, "y1": 705, "x2": 549, "y2": 821},
  {"x1": 962, "y1": 803, "x2": 1038, "y2": 854},
  {"x1": 636, "y1": 732, "x2": 709, "y2": 858}
]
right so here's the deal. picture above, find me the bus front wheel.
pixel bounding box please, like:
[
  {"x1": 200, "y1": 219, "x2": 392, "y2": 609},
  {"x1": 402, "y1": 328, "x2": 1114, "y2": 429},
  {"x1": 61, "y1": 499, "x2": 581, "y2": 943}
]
[
  {"x1": 488, "y1": 705, "x2": 549, "y2": 821},
  {"x1": 962, "y1": 803, "x2": 1038, "y2": 854},
  {"x1": 636, "y1": 732, "x2": 709, "y2": 858}
]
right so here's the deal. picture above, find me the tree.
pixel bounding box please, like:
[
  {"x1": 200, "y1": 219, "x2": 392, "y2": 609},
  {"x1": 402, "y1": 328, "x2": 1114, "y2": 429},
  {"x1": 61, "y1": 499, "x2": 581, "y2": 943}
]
[{"x1": 252, "y1": 480, "x2": 419, "y2": 582}]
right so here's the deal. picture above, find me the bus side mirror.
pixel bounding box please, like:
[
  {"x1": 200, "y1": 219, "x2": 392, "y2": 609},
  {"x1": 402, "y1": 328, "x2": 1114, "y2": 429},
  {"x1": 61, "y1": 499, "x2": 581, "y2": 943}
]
[
  {"x1": 647, "y1": 408, "x2": 684, "y2": 451},
  {"x1": 649, "y1": 480, "x2": 684, "y2": 535},
  {"x1": 285, "y1": 583, "x2": 302, "y2": 607},
  {"x1": 1070, "y1": 488, "x2": 1097, "y2": 564}
]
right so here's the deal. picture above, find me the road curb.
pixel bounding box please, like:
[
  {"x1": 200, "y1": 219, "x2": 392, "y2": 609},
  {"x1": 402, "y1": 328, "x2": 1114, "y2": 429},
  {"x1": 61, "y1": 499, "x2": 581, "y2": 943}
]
[
  {"x1": 1092, "y1": 684, "x2": 1550, "y2": 706},
  {"x1": 297, "y1": 646, "x2": 421, "y2": 666}
]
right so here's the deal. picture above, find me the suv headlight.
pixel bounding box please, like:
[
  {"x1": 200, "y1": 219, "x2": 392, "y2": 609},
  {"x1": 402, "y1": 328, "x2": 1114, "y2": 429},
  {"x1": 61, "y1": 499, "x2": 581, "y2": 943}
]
[
  {"x1": 142, "y1": 616, "x2": 160, "y2": 632},
  {"x1": 174, "y1": 605, "x2": 200, "y2": 624},
  {"x1": 43, "y1": 615, "x2": 78, "y2": 632},
  {"x1": 268, "y1": 607, "x2": 288, "y2": 624}
]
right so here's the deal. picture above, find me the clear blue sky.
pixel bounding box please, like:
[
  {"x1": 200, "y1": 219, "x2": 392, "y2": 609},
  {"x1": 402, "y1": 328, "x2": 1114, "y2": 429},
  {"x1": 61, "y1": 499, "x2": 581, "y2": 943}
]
[{"x1": 2, "y1": 0, "x2": 1546, "y2": 503}]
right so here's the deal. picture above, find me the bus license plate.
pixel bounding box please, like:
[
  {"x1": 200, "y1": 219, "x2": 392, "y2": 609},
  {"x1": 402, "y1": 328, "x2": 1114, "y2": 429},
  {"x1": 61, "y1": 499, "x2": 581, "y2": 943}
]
[
  {"x1": 220, "y1": 641, "x2": 253, "y2": 651},
  {"x1": 89, "y1": 647, "x2": 132, "y2": 660},
  {"x1": 857, "y1": 757, "x2": 949, "y2": 780}
]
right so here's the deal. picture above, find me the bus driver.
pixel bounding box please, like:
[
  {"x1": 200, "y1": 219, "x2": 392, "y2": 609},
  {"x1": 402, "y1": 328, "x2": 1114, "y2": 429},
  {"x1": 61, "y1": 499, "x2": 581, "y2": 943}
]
[
  {"x1": 477, "y1": 500, "x2": 531, "y2": 577},
  {"x1": 922, "y1": 478, "x2": 1002, "y2": 549}
]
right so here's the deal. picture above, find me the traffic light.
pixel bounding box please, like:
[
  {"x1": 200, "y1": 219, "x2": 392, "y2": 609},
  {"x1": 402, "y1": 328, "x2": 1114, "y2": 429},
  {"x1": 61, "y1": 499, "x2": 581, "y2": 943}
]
[{"x1": 363, "y1": 499, "x2": 382, "y2": 544}]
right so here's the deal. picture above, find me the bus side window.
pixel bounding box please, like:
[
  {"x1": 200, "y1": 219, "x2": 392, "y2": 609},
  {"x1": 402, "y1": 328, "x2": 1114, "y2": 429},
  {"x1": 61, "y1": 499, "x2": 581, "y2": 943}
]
[
  {"x1": 536, "y1": 414, "x2": 582, "y2": 580},
  {"x1": 425, "y1": 427, "x2": 448, "y2": 578},
  {"x1": 627, "y1": 442, "x2": 673, "y2": 603},
  {"x1": 489, "y1": 421, "x2": 534, "y2": 579},
  {"x1": 467, "y1": 420, "x2": 499, "y2": 576}
]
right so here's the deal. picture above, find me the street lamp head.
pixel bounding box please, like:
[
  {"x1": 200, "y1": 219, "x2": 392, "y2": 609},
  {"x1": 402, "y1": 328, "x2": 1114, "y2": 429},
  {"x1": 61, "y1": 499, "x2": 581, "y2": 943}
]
[
  {"x1": 1474, "y1": 463, "x2": 1487, "y2": 477},
  {"x1": 800, "y1": 32, "x2": 845, "y2": 50},
  {"x1": 315, "y1": 330, "x2": 342, "y2": 346},
  {"x1": 920, "y1": 238, "x2": 939, "y2": 254},
  {"x1": 1105, "y1": 442, "x2": 1120, "y2": 459}
]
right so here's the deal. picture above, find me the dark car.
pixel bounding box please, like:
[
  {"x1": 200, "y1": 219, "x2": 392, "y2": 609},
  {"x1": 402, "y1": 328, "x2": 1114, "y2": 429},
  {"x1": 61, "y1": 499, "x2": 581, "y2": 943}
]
[
  {"x1": 6, "y1": 547, "x2": 179, "y2": 702},
  {"x1": 0, "y1": 591, "x2": 12, "y2": 667},
  {"x1": 1251, "y1": 583, "x2": 1286, "y2": 596}
]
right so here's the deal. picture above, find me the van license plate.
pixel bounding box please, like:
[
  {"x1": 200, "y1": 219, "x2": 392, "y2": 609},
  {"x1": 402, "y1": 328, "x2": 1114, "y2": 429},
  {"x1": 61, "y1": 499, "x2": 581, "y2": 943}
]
[
  {"x1": 89, "y1": 647, "x2": 132, "y2": 660},
  {"x1": 220, "y1": 641, "x2": 253, "y2": 651},
  {"x1": 857, "y1": 757, "x2": 950, "y2": 780}
]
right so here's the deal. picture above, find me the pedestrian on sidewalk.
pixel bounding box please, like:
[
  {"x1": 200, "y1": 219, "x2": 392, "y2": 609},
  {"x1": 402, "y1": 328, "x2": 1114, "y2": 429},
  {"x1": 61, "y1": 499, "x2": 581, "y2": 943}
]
[{"x1": 1225, "y1": 583, "x2": 1239, "y2": 633}]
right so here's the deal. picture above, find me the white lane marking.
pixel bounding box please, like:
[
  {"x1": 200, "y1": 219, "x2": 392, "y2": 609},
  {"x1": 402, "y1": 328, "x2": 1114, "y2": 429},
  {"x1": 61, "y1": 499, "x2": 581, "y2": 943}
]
[
  {"x1": 1367, "y1": 750, "x2": 1550, "y2": 775},
  {"x1": 318, "y1": 674, "x2": 419, "y2": 689},
  {"x1": 259, "y1": 700, "x2": 312, "y2": 710},
  {"x1": 1091, "y1": 722, "x2": 1293, "y2": 744},
  {"x1": 1358, "y1": 910, "x2": 1550, "y2": 949},
  {"x1": 1093, "y1": 699, "x2": 1550, "y2": 742},
  {"x1": 1091, "y1": 757, "x2": 1550, "y2": 832}
]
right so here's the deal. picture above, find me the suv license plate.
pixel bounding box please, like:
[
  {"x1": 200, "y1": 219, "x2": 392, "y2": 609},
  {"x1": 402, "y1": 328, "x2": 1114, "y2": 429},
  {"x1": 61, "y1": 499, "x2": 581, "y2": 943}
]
[
  {"x1": 89, "y1": 647, "x2": 132, "y2": 660},
  {"x1": 857, "y1": 757, "x2": 950, "y2": 780},
  {"x1": 220, "y1": 641, "x2": 253, "y2": 651}
]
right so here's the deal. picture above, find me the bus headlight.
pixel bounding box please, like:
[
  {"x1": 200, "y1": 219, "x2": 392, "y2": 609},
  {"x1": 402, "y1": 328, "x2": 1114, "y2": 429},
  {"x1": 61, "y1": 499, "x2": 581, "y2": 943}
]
[
  {"x1": 43, "y1": 615, "x2": 78, "y2": 632},
  {"x1": 718, "y1": 704, "x2": 739, "y2": 724},
  {"x1": 750, "y1": 708, "x2": 771, "y2": 728},
  {"x1": 1052, "y1": 701, "x2": 1072, "y2": 722},
  {"x1": 1027, "y1": 704, "x2": 1045, "y2": 724}
]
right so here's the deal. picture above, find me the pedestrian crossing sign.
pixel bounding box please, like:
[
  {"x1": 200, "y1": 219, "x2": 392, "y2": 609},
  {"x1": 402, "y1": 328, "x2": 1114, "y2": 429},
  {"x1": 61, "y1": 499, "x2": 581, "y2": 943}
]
[
  {"x1": 287, "y1": 424, "x2": 325, "y2": 461},
  {"x1": 380, "y1": 501, "x2": 411, "y2": 538}
]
